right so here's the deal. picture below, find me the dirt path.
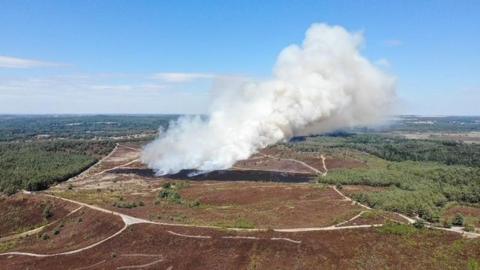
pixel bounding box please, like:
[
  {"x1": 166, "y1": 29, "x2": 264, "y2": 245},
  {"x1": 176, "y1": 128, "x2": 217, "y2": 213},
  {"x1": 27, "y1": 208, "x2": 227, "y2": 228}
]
[
  {"x1": 91, "y1": 158, "x2": 140, "y2": 177},
  {"x1": 0, "y1": 224, "x2": 129, "y2": 258},
  {"x1": 0, "y1": 192, "x2": 396, "y2": 258},
  {"x1": 3, "y1": 187, "x2": 478, "y2": 259},
  {"x1": 320, "y1": 154, "x2": 328, "y2": 176},
  {"x1": 260, "y1": 153, "x2": 322, "y2": 175},
  {"x1": 68, "y1": 143, "x2": 119, "y2": 182}
]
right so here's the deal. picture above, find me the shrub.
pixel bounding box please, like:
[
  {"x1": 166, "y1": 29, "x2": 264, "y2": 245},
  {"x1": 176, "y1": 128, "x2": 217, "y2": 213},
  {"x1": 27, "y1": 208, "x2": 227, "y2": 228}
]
[
  {"x1": 468, "y1": 259, "x2": 479, "y2": 270},
  {"x1": 114, "y1": 201, "x2": 138, "y2": 209},
  {"x1": 162, "y1": 182, "x2": 172, "y2": 189},
  {"x1": 442, "y1": 219, "x2": 452, "y2": 228},
  {"x1": 158, "y1": 185, "x2": 183, "y2": 204},
  {"x1": 452, "y1": 214, "x2": 465, "y2": 226},
  {"x1": 3, "y1": 186, "x2": 18, "y2": 196},
  {"x1": 413, "y1": 220, "x2": 425, "y2": 229},
  {"x1": 188, "y1": 200, "x2": 201, "y2": 208},
  {"x1": 42, "y1": 204, "x2": 53, "y2": 219},
  {"x1": 464, "y1": 223, "x2": 475, "y2": 232}
]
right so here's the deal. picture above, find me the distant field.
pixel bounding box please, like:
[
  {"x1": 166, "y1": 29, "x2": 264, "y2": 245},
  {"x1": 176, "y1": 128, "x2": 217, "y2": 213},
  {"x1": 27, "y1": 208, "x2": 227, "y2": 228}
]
[{"x1": 369, "y1": 115, "x2": 480, "y2": 133}]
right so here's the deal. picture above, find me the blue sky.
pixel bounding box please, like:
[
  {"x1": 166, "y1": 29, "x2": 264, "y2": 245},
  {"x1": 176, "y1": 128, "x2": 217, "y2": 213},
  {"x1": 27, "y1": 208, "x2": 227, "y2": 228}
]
[{"x1": 0, "y1": 0, "x2": 479, "y2": 115}]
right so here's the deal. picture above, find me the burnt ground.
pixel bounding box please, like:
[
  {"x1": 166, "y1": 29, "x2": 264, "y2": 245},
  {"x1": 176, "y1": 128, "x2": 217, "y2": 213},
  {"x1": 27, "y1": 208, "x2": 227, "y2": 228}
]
[
  {"x1": 110, "y1": 168, "x2": 315, "y2": 183},
  {"x1": 2, "y1": 143, "x2": 480, "y2": 269}
]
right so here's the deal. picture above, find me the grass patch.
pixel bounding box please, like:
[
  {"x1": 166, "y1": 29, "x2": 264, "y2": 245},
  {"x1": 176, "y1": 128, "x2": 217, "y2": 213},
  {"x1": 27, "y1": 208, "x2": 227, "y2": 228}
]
[
  {"x1": 377, "y1": 223, "x2": 418, "y2": 236},
  {"x1": 0, "y1": 239, "x2": 17, "y2": 253}
]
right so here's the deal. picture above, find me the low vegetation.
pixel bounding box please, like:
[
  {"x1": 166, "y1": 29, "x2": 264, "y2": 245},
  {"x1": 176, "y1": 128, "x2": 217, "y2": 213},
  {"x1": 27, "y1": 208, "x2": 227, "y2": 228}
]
[
  {"x1": 280, "y1": 134, "x2": 480, "y2": 223},
  {"x1": 156, "y1": 182, "x2": 200, "y2": 208}
]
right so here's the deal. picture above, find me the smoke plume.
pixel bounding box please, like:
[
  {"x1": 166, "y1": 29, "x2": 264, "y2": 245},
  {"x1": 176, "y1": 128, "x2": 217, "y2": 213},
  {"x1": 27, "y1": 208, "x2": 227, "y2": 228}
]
[{"x1": 142, "y1": 23, "x2": 395, "y2": 175}]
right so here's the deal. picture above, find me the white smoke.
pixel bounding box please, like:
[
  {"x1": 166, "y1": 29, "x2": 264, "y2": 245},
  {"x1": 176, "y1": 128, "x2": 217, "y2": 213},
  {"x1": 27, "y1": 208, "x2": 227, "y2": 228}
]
[{"x1": 142, "y1": 23, "x2": 395, "y2": 175}]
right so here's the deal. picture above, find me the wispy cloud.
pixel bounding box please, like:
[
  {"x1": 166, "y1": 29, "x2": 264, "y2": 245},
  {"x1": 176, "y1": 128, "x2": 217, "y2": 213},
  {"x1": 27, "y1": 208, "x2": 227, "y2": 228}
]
[
  {"x1": 375, "y1": 58, "x2": 391, "y2": 68},
  {"x1": 90, "y1": 84, "x2": 165, "y2": 91},
  {"x1": 383, "y1": 39, "x2": 403, "y2": 47},
  {"x1": 0, "y1": 73, "x2": 209, "y2": 114},
  {"x1": 152, "y1": 72, "x2": 215, "y2": 83},
  {"x1": 0, "y1": 55, "x2": 64, "y2": 69},
  {"x1": 0, "y1": 74, "x2": 166, "y2": 95}
]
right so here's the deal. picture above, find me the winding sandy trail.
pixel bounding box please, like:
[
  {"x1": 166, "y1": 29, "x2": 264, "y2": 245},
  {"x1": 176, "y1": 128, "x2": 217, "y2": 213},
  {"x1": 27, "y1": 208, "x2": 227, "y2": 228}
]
[
  {"x1": 68, "y1": 143, "x2": 119, "y2": 182},
  {"x1": 319, "y1": 154, "x2": 328, "y2": 176},
  {"x1": 0, "y1": 192, "x2": 393, "y2": 258},
  {"x1": 0, "y1": 225, "x2": 129, "y2": 258}
]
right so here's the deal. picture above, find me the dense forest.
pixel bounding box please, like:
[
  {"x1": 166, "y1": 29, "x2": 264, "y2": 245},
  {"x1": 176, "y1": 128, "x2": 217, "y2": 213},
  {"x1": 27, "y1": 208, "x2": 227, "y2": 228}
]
[
  {"x1": 339, "y1": 134, "x2": 480, "y2": 167},
  {"x1": 319, "y1": 162, "x2": 480, "y2": 222},
  {"x1": 0, "y1": 140, "x2": 114, "y2": 194}
]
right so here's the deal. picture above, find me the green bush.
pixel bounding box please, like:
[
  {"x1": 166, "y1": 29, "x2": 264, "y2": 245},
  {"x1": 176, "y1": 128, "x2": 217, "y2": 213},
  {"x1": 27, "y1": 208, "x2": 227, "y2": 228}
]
[
  {"x1": 42, "y1": 204, "x2": 53, "y2": 219},
  {"x1": 464, "y1": 223, "x2": 475, "y2": 232},
  {"x1": 159, "y1": 184, "x2": 183, "y2": 204},
  {"x1": 467, "y1": 259, "x2": 479, "y2": 270},
  {"x1": 413, "y1": 220, "x2": 425, "y2": 229},
  {"x1": 452, "y1": 214, "x2": 465, "y2": 226},
  {"x1": 442, "y1": 219, "x2": 452, "y2": 228}
]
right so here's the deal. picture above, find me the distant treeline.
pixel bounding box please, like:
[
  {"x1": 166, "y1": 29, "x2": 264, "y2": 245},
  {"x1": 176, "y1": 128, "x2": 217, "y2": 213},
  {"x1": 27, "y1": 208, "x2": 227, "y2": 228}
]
[
  {"x1": 340, "y1": 134, "x2": 480, "y2": 167},
  {"x1": 0, "y1": 115, "x2": 179, "y2": 141},
  {"x1": 367, "y1": 116, "x2": 480, "y2": 133},
  {"x1": 0, "y1": 140, "x2": 114, "y2": 194}
]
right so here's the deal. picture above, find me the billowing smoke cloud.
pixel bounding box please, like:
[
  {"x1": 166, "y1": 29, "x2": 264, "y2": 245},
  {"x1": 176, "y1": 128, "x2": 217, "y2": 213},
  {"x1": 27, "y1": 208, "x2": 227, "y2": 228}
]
[{"x1": 142, "y1": 23, "x2": 395, "y2": 175}]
